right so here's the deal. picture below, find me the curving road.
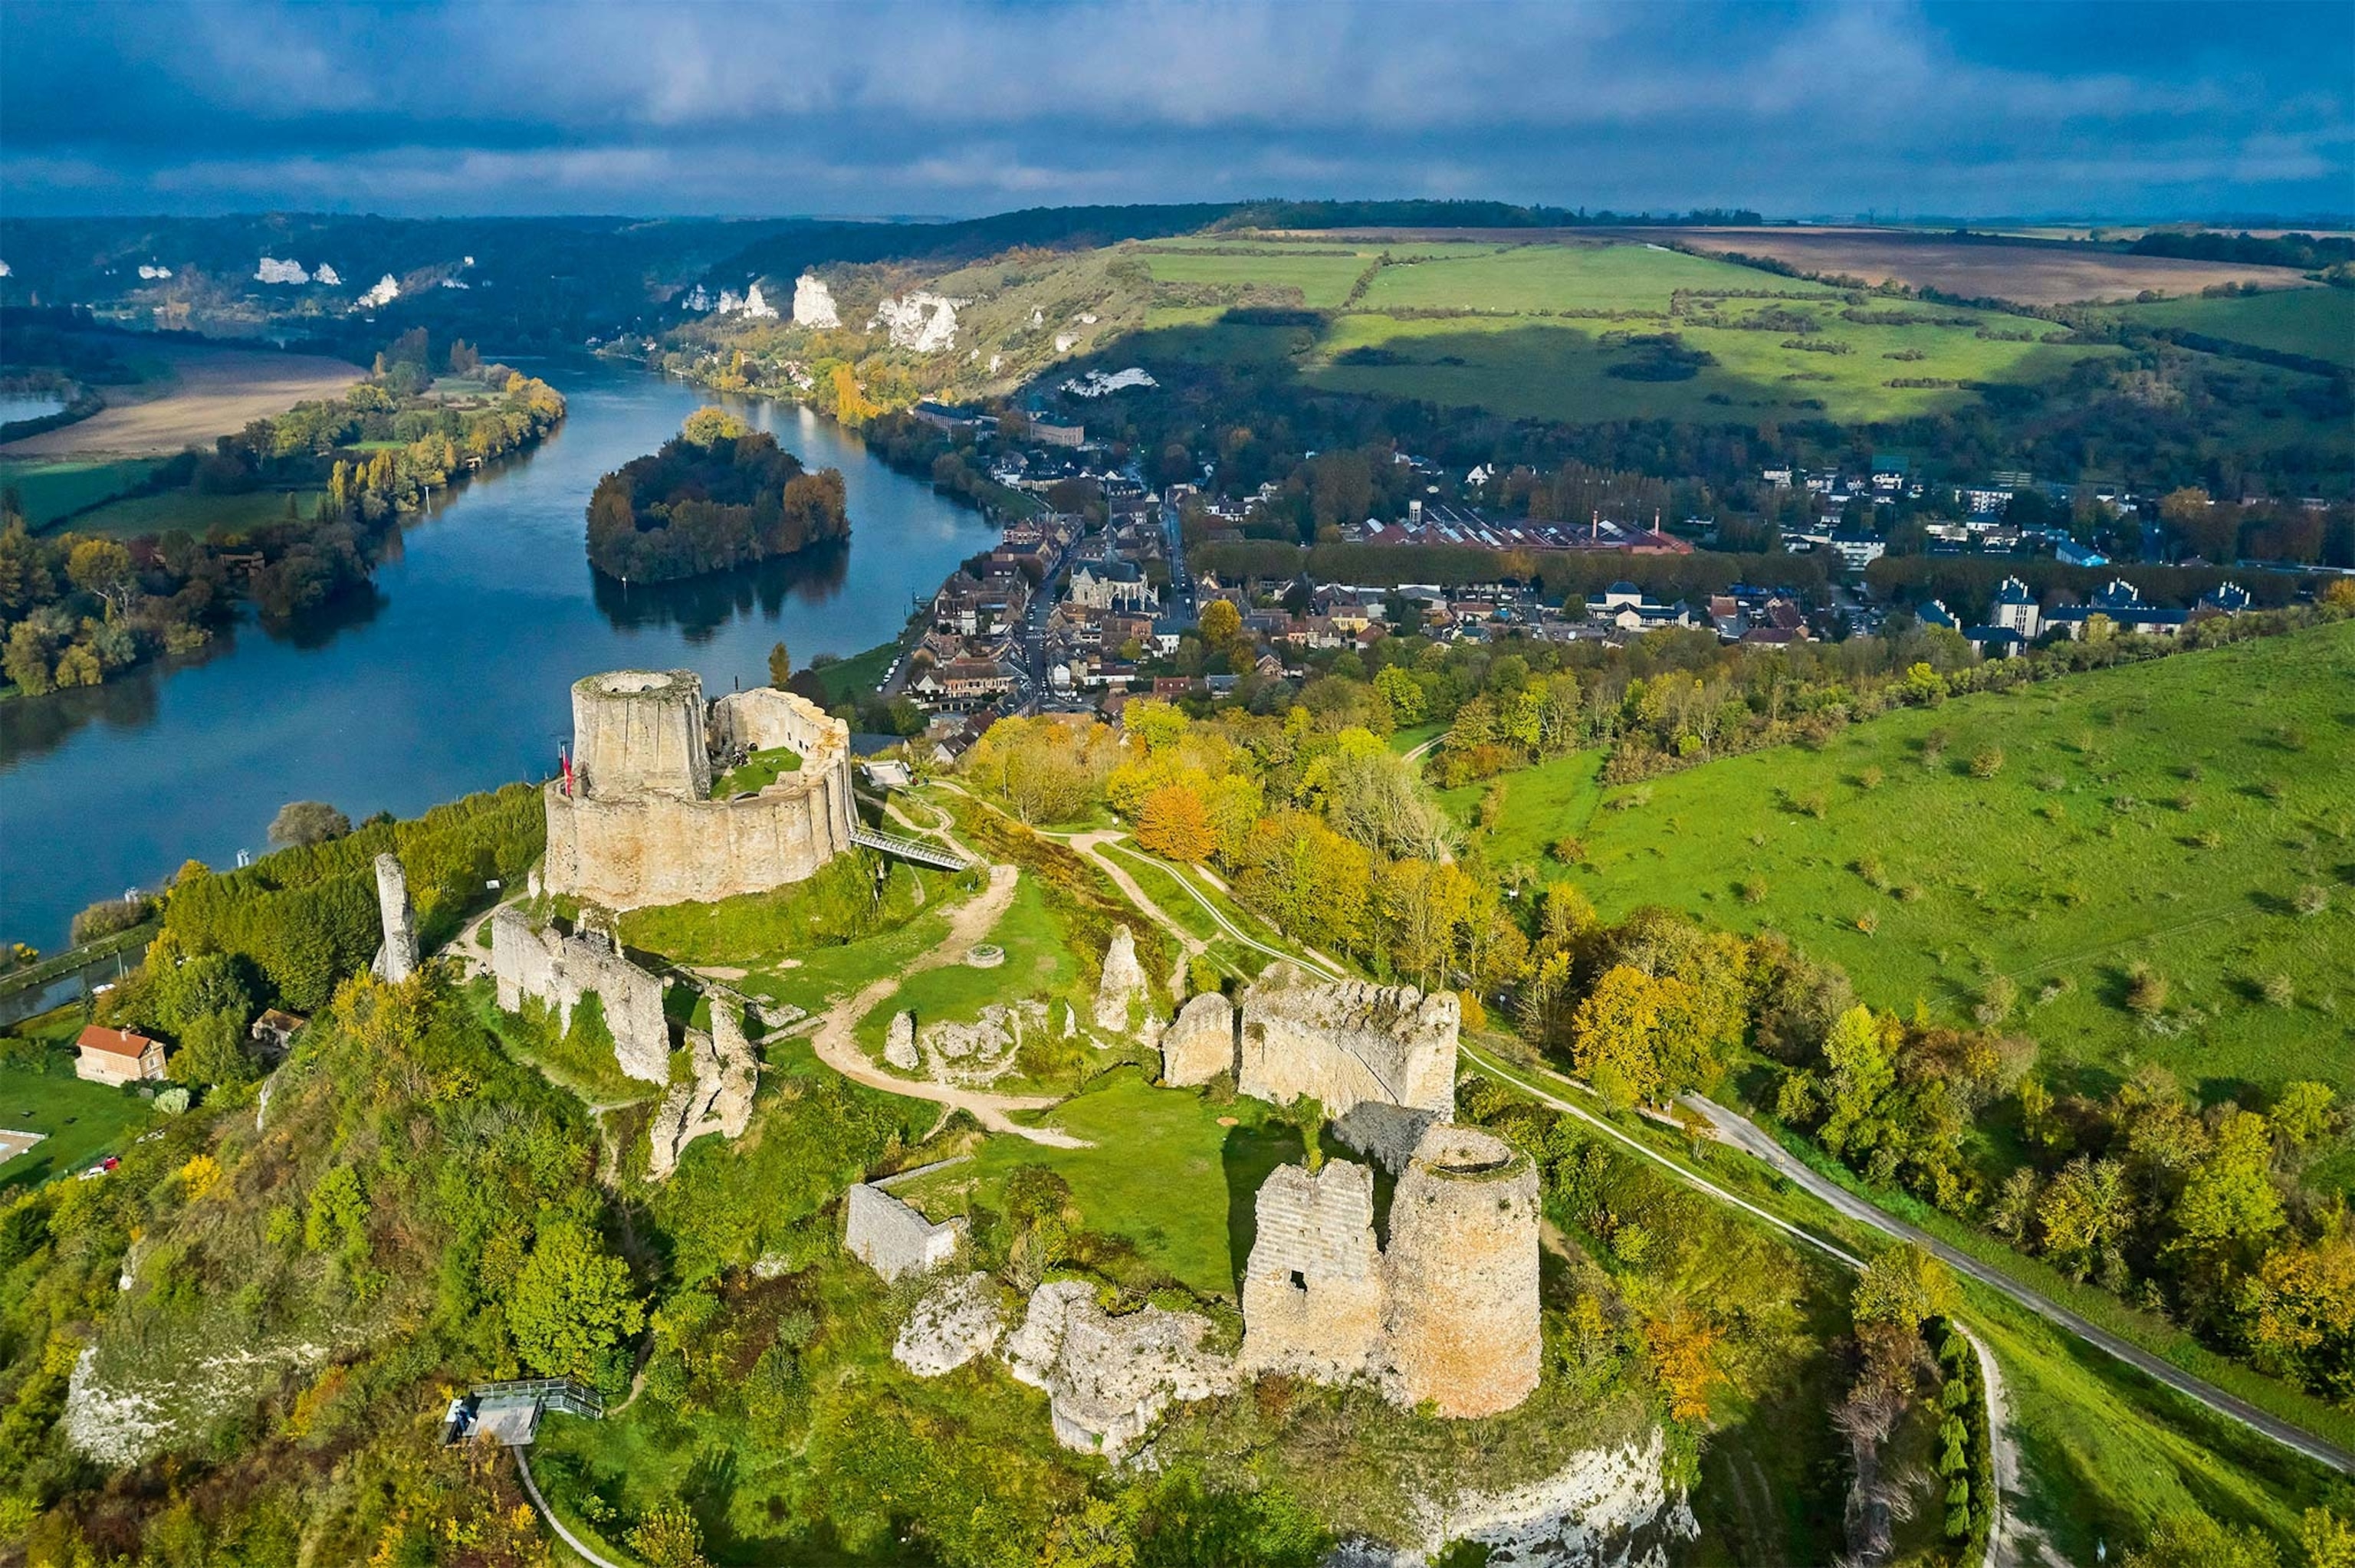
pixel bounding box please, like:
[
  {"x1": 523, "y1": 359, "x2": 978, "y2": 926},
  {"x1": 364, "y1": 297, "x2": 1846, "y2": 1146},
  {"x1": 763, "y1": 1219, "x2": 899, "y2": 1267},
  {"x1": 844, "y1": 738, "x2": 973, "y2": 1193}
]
[{"x1": 1675, "y1": 1086, "x2": 2354, "y2": 1477}]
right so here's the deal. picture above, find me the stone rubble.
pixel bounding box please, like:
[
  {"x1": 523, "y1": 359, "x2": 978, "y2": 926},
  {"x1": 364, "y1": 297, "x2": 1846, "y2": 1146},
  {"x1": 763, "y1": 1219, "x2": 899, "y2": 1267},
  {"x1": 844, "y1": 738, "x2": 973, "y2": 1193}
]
[
  {"x1": 645, "y1": 994, "x2": 760, "y2": 1179},
  {"x1": 1002, "y1": 1281, "x2": 1237, "y2": 1460},
  {"x1": 893, "y1": 1271, "x2": 1007, "y2": 1377}
]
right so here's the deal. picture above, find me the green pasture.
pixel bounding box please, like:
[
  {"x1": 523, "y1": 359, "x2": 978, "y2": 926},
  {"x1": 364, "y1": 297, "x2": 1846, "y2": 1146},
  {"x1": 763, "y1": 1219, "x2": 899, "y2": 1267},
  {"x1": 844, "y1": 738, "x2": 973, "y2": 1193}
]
[
  {"x1": 1141, "y1": 250, "x2": 1373, "y2": 307},
  {"x1": 1358, "y1": 241, "x2": 1825, "y2": 313},
  {"x1": 853, "y1": 873, "x2": 1078, "y2": 1054},
  {"x1": 897, "y1": 1068, "x2": 1303, "y2": 1297},
  {"x1": 67, "y1": 487, "x2": 327, "y2": 539},
  {"x1": 0, "y1": 457, "x2": 159, "y2": 529},
  {"x1": 1443, "y1": 748, "x2": 1606, "y2": 867},
  {"x1": 0, "y1": 1060, "x2": 156, "y2": 1190},
  {"x1": 1555, "y1": 622, "x2": 2355, "y2": 1109},
  {"x1": 2116, "y1": 287, "x2": 2355, "y2": 370}
]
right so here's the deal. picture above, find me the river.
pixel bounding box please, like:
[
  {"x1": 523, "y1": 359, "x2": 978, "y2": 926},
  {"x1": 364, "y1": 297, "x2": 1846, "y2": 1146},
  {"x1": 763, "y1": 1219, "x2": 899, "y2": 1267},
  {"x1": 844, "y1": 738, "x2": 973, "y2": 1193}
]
[{"x1": 0, "y1": 360, "x2": 995, "y2": 950}]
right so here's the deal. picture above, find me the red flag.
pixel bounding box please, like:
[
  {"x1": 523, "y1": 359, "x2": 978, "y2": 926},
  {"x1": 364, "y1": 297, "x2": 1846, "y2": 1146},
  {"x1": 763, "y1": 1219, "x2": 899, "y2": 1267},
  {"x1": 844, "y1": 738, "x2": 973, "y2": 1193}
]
[{"x1": 560, "y1": 746, "x2": 573, "y2": 799}]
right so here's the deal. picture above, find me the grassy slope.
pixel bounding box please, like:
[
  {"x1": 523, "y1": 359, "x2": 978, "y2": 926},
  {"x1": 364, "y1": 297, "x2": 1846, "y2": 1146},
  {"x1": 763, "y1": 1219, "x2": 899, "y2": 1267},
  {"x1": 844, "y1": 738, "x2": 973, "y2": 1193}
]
[
  {"x1": 1556, "y1": 623, "x2": 2355, "y2": 1109},
  {"x1": 1441, "y1": 747, "x2": 1605, "y2": 867},
  {"x1": 69, "y1": 487, "x2": 328, "y2": 539},
  {"x1": 2118, "y1": 287, "x2": 2355, "y2": 370},
  {"x1": 896, "y1": 1067, "x2": 1302, "y2": 1297},
  {"x1": 0, "y1": 1064, "x2": 155, "y2": 1189},
  {"x1": 0, "y1": 457, "x2": 159, "y2": 528}
]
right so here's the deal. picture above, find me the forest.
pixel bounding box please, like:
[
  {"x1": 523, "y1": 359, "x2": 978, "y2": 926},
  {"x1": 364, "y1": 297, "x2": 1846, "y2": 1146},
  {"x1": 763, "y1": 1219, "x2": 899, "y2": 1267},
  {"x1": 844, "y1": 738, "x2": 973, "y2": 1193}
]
[{"x1": 584, "y1": 408, "x2": 850, "y2": 582}]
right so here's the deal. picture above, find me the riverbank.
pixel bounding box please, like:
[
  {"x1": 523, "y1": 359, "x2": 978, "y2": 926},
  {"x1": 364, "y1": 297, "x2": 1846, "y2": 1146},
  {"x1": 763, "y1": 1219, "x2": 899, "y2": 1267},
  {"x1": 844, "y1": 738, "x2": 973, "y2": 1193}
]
[{"x1": 0, "y1": 361, "x2": 997, "y2": 951}]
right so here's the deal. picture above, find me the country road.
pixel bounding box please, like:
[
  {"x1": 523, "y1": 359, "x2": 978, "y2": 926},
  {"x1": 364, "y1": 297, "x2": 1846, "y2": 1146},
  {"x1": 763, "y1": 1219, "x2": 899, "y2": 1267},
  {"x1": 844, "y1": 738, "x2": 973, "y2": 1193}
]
[{"x1": 1678, "y1": 1090, "x2": 2355, "y2": 1475}]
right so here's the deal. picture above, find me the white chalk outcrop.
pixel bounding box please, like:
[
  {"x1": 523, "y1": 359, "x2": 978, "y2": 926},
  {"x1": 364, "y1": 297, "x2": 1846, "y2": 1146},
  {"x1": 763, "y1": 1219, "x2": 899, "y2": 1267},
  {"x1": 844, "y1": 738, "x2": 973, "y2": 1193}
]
[
  {"x1": 716, "y1": 283, "x2": 780, "y2": 320},
  {"x1": 1396, "y1": 1430, "x2": 1699, "y2": 1568},
  {"x1": 793, "y1": 273, "x2": 840, "y2": 328},
  {"x1": 359, "y1": 274, "x2": 400, "y2": 308},
  {"x1": 314, "y1": 264, "x2": 343, "y2": 287},
  {"x1": 136, "y1": 264, "x2": 172, "y2": 280},
  {"x1": 872, "y1": 291, "x2": 963, "y2": 352},
  {"x1": 895, "y1": 1271, "x2": 1007, "y2": 1376},
  {"x1": 1064, "y1": 367, "x2": 1157, "y2": 397},
  {"x1": 254, "y1": 257, "x2": 310, "y2": 285}
]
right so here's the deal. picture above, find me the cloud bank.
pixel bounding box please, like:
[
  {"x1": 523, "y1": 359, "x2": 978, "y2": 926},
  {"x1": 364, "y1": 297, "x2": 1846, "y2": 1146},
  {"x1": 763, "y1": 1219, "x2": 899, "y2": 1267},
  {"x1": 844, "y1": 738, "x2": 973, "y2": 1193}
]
[{"x1": 2, "y1": 0, "x2": 2347, "y2": 218}]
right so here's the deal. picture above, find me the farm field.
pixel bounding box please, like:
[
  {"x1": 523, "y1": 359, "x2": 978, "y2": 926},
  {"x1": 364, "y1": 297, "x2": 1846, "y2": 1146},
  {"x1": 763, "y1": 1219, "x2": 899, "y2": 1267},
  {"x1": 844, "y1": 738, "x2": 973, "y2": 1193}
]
[
  {"x1": 1597, "y1": 226, "x2": 2324, "y2": 305},
  {"x1": 2115, "y1": 287, "x2": 2355, "y2": 369},
  {"x1": 64, "y1": 486, "x2": 327, "y2": 538},
  {"x1": 0, "y1": 456, "x2": 159, "y2": 527},
  {"x1": 1105, "y1": 237, "x2": 2117, "y2": 424},
  {"x1": 0, "y1": 338, "x2": 360, "y2": 458},
  {"x1": 1542, "y1": 623, "x2": 2355, "y2": 1115}
]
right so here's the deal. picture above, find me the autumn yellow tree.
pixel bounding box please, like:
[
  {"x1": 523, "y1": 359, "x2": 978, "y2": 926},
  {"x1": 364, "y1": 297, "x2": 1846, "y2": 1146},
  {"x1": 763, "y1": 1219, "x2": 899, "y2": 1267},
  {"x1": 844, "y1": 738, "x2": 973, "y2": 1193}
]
[
  {"x1": 1647, "y1": 1308, "x2": 1724, "y2": 1422},
  {"x1": 1568, "y1": 964, "x2": 1667, "y2": 1108},
  {"x1": 1136, "y1": 782, "x2": 1215, "y2": 862}
]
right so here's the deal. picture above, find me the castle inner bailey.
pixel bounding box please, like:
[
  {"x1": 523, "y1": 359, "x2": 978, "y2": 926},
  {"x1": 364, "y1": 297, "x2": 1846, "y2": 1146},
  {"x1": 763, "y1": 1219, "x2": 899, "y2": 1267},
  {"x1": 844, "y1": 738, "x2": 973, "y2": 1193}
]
[
  {"x1": 488, "y1": 907, "x2": 671, "y2": 1084},
  {"x1": 543, "y1": 671, "x2": 857, "y2": 910},
  {"x1": 1240, "y1": 1123, "x2": 1541, "y2": 1419}
]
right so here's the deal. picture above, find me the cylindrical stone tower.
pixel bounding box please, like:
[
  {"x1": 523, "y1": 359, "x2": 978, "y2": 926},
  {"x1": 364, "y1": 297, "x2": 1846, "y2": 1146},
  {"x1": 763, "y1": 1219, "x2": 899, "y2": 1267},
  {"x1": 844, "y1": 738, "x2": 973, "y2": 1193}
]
[
  {"x1": 1381, "y1": 1123, "x2": 1542, "y2": 1418},
  {"x1": 572, "y1": 670, "x2": 711, "y2": 801}
]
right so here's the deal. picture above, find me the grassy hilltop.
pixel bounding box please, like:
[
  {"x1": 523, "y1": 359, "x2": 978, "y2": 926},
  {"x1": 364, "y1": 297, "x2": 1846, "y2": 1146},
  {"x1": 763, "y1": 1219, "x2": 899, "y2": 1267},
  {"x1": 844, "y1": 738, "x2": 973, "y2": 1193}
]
[{"x1": 1536, "y1": 621, "x2": 2355, "y2": 1118}]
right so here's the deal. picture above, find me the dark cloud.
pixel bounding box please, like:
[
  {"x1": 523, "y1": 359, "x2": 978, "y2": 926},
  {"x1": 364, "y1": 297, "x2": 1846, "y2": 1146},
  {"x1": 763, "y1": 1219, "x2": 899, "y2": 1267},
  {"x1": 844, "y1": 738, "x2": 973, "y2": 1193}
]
[{"x1": 3, "y1": 0, "x2": 2347, "y2": 218}]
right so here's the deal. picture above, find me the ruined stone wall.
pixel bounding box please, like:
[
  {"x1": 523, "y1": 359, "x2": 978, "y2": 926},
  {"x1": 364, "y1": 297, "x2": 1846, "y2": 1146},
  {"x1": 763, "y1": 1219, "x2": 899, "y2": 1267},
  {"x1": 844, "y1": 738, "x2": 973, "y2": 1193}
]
[
  {"x1": 844, "y1": 1183, "x2": 965, "y2": 1281},
  {"x1": 544, "y1": 678, "x2": 856, "y2": 910},
  {"x1": 1161, "y1": 992, "x2": 1237, "y2": 1086},
  {"x1": 373, "y1": 853, "x2": 419, "y2": 983},
  {"x1": 1238, "y1": 1160, "x2": 1384, "y2": 1383},
  {"x1": 647, "y1": 995, "x2": 759, "y2": 1179},
  {"x1": 1381, "y1": 1124, "x2": 1542, "y2": 1418},
  {"x1": 1003, "y1": 1280, "x2": 1236, "y2": 1458},
  {"x1": 488, "y1": 908, "x2": 671, "y2": 1084},
  {"x1": 1237, "y1": 964, "x2": 1458, "y2": 1133}
]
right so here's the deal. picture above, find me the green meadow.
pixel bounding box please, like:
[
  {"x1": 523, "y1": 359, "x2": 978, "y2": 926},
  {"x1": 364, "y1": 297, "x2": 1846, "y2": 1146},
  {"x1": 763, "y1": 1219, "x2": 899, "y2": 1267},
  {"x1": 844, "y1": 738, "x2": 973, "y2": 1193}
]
[
  {"x1": 0, "y1": 456, "x2": 159, "y2": 529},
  {"x1": 1531, "y1": 623, "x2": 2355, "y2": 1109},
  {"x1": 2116, "y1": 286, "x2": 2355, "y2": 370}
]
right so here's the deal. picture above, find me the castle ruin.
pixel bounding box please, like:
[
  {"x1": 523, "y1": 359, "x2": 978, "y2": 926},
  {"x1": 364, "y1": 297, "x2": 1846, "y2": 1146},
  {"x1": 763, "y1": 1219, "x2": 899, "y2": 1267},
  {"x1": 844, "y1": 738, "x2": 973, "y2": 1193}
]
[
  {"x1": 1164, "y1": 963, "x2": 1460, "y2": 1169},
  {"x1": 1241, "y1": 1122, "x2": 1540, "y2": 1419},
  {"x1": 488, "y1": 907, "x2": 671, "y2": 1084},
  {"x1": 372, "y1": 853, "x2": 420, "y2": 984},
  {"x1": 542, "y1": 671, "x2": 857, "y2": 909}
]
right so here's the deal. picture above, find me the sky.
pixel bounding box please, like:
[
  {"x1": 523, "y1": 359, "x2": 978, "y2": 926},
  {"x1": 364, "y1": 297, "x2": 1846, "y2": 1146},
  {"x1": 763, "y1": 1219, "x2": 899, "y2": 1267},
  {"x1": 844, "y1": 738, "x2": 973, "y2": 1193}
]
[{"x1": 2, "y1": 0, "x2": 2350, "y2": 221}]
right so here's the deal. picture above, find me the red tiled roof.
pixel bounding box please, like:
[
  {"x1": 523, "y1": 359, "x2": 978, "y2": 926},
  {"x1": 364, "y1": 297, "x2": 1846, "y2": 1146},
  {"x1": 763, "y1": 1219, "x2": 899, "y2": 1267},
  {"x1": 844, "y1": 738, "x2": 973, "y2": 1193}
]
[{"x1": 77, "y1": 1025, "x2": 159, "y2": 1061}]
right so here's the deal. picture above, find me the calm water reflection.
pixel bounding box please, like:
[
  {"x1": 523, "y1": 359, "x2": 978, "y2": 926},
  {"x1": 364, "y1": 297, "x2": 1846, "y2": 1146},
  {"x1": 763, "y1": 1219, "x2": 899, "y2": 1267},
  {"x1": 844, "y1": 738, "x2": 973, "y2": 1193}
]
[{"x1": 0, "y1": 361, "x2": 990, "y2": 948}]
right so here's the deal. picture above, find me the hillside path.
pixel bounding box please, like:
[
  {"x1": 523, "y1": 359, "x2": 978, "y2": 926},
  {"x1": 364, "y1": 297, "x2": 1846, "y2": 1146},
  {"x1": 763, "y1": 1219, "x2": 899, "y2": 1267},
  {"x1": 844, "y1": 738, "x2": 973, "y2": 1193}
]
[
  {"x1": 806, "y1": 862, "x2": 1086, "y2": 1148},
  {"x1": 1064, "y1": 832, "x2": 1207, "y2": 963}
]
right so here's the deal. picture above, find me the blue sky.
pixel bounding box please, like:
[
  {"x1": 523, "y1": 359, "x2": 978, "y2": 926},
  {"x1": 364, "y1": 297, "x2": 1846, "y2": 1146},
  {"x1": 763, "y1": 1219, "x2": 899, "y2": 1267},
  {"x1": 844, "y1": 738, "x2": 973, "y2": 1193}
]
[{"x1": 2, "y1": 0, "x2": 2348, "y2": 219}]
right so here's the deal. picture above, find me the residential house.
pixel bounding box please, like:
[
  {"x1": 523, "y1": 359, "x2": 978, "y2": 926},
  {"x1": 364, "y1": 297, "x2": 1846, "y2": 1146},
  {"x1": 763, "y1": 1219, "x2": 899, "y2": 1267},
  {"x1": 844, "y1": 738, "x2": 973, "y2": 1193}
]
[
  {"x1": 1989, "y1": 576, "x2": 2041, "y2": 640},
  {"x1": 76, "y1": 1025, "x2": 166, "y2": 1085}
]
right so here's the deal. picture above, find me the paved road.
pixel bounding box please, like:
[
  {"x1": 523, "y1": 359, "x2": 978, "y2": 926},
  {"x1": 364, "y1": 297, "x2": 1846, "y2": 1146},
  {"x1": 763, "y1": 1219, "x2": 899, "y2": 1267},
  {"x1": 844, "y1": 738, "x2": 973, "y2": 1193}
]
[{"x1": 1677, "y1": 1088, "x2": 2354, "y2": 1476}]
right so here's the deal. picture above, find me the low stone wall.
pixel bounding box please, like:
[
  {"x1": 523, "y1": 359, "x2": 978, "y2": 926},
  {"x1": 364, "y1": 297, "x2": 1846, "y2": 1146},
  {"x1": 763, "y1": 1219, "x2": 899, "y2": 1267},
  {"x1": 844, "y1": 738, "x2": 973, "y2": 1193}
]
[
  {"x1": 544, "y1": 681, "x2": 857, "y2": 910},
  {"x1": 1003, "y1": 1280, "x2": 1235, "y2": 1459},
  {"x1": 488, "y1": 908, "x2": 670, "y2": 1083},
  {"x1": 844, "y1": 1183, "x2": 965, "y2": 1281}
]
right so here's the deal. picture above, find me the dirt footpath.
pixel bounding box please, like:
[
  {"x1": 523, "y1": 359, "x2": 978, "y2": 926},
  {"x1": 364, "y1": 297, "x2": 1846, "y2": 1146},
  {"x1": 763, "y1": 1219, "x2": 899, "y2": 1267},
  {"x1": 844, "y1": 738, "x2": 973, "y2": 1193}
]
[{"x1": 3, "y1": 340, "x2": 363, "y2": 458}]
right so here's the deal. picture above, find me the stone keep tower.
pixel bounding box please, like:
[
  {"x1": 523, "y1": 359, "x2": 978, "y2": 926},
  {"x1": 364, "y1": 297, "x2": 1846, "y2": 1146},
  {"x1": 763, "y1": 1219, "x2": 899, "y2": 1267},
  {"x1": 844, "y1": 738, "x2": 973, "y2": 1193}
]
[
  {"x1": 1239, "y1": 1160, "x2": 1385, "y2": 1383},
  {"x1": 572, "y1": 669, "x2": 711, "y2": 802},
  {"x1": 1381, "y1": 1124, "x2": 1542, "y2": 1418},
  {"x1": 543, "y1": 671, "x2": 857, "y2": 909}
]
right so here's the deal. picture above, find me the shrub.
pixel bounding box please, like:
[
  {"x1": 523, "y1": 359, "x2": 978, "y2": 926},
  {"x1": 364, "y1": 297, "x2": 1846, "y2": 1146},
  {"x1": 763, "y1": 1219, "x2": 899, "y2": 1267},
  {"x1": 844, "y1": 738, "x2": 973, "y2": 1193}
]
[
  {"x1": 1551, "y1": 834, "x2": 1588, "y2": 864},
  {"x1": 1857, "y1": 855, "x2": 1887, "y2": 888},
  {"x1": 1739, "y1": 879, "x2": 1769, "y2": 906},
  {"x1": 1969, "y1": 747, "x2": 2005, "y2": 779},
  {"x1": 2294, "y1": 884, "x2": 2330, "y2": 917},
  {"x1": 2125, "y1": 964, "x2": 2170, "y2": 1015},
  {"x1": 2033, "y1": 773, "x2": 2066, "y2": 792},
  {"x1": 1855, "y1": 910, "x2": 1880, "y2": 934},
  {"x1": 1975, "y1": 976, "x2": 2018, "y2": 1025},
  {"x1": 71, "y1": 894, "x2": 155, "y2": 945},
  {"x1": 2194, "y1": 828, "x2": 2224, "y2": 849},
  {"x1": 1857, "y1": 766, "x2": 1884, "y2": 791},
  {"x1": 1794, "y1": 790, "x2": 1829, "y2": 819},
  {"x1": 1896, "y1": 884, "x2": 1925, "y2": 903},
  {"x1": 268, "y1": 800, "x2": 351, "y2": 848},
  {"x1": 2035, "y1": 976, "x2": 2074, "y2": 1005},
  {"x1": 2262, "y1": 974, "x2": 2296, "y2": 1008}
]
